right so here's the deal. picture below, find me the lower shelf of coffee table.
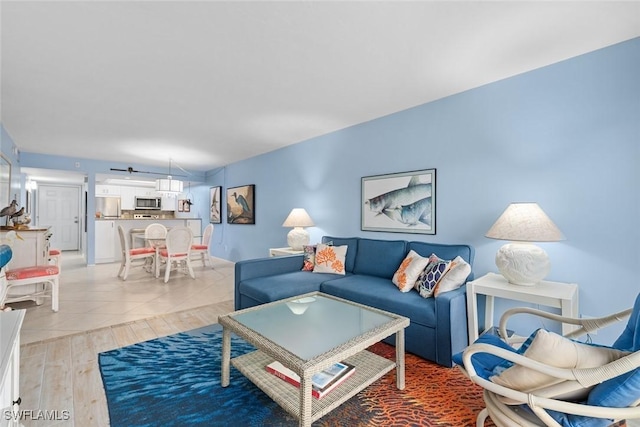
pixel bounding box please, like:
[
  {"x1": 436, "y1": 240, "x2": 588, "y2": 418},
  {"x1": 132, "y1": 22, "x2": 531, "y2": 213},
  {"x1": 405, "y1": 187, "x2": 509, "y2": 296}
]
[{"x1": 231, "y1": 349, "x2": 396, "y2": 424}]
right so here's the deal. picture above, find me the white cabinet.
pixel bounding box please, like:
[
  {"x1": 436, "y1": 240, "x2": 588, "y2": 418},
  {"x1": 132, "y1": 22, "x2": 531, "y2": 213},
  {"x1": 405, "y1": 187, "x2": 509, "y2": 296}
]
[
  {"x1": 136, "y1": 187, "x2": 158, "y2": 197},
  {"x1": 186, "y1": 219, "x2": 202, "y2": 244},
  {"x1": 120, "y1": 187, "x2": 137, "y2": 210},
  {"x1": 0, "y1": 228, "x2": 50, "y2": 269},
  {"x1": 95, "y1": 220, "x2": 116, "y2": 263},
  {"x1": 96, "y1": 184, "x2": 121, "y2": 197},
  {"x1": 0, "y1": 310, "x2": 25, "y2": 417},
  {"x1": 161, "y1": 195, "x2": 177, "y2": 211}
]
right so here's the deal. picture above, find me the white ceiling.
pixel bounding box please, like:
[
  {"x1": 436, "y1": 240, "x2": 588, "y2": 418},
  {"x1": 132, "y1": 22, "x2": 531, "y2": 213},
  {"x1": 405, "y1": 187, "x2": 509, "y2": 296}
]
[{"x1": 2, "y1": 1, "x2": 639, "y2": 173}]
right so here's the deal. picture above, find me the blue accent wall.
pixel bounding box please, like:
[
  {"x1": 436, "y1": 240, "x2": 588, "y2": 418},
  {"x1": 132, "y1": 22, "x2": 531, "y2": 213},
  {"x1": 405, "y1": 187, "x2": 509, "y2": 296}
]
[
  {"x1": 2, "y1": 38, "x2": 638, "y2": 344},
  {"x1": 209, "y1": 38, "x2": 640, "y2": 344}
]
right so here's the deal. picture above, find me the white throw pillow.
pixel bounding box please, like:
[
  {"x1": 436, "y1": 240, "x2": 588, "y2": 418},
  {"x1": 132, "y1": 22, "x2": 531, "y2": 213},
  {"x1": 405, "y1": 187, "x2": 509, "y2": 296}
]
[
  {"x1": 433, "y1": 256, "x2": 471, "y2": 297},
  {"x1": 313, "y1": 244, "x2": 348, "y2": 275},
  {"x1": 490, "y1": 329, "x2": 630, "y2": 395},
  {"x1": 392, "y1": 250, "x2": 431, "y2": 292}
]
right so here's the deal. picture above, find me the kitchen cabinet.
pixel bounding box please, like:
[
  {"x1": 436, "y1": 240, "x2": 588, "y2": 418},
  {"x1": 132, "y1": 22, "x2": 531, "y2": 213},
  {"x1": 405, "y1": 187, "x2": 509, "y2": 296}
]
[
  {"x1": 136, "y1": 187, "x2": 158, "y2": 197},
  {"x1": 96, "y1": 184, "x2": 121, "y2": 197},
  {"x1": 161, "y1": 195, "x2": 177, "y2": 211},
  {"x1": 95, "y1": 220, "x2": 117, "y2": 263},
  {"x1": 120, "y1": 187, "x2": 137, "y2": 210}
]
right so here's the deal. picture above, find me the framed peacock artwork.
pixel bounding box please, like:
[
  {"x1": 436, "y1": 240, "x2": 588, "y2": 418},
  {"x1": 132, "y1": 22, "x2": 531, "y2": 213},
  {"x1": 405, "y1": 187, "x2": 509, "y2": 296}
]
[{"x1": 227, "y1": 184, "x2": 255, "y2": 224}]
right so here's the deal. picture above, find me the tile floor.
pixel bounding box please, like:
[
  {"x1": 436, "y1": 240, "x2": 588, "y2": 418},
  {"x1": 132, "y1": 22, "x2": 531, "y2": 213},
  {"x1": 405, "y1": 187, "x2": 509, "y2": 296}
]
[{"x1": 13, "y1": 251, "x2": 235, "y2": 345}]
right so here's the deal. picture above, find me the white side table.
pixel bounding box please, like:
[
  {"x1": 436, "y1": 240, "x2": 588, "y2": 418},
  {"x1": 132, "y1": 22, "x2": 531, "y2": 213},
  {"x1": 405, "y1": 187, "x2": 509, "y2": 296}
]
[
  {"x1": 466, "y1": 272, "x2": 579, "y2": 344},
  {"x1": 269, "y1": 247, "x2": 304, "y2": 257}
]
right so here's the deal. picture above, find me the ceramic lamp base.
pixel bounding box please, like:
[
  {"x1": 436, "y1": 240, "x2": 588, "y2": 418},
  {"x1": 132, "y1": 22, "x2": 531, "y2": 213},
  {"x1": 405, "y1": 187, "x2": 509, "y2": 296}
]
[
  {"x1": 287, "y1": 227, "x2": 309, "y2": 251},
  {"x1": 495, "y1": 242, "x2": 550, "y2": 286}
]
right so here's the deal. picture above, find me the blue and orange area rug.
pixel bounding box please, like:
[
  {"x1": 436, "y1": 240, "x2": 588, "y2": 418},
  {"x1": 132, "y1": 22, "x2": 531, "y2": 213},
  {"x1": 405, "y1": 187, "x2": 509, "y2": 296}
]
[{"x1": 99, "y1": 324, "x2": 486, "y2": 426}]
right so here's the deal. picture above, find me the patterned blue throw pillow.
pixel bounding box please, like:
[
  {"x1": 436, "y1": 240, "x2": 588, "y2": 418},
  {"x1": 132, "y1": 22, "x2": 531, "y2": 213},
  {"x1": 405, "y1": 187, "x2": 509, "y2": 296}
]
[{"x1": 415, "y1": 256, "x2": 451, "y2": 298}]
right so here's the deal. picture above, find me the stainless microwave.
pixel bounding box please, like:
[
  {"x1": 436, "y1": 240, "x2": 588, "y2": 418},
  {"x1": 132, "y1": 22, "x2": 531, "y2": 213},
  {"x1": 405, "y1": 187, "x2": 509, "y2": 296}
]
[{"x1": 135, "y1": 197, "x2": 162, "y2": 210}]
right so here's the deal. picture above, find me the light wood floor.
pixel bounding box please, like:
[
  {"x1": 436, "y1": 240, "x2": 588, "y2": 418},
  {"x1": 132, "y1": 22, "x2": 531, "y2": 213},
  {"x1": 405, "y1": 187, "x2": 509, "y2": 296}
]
[{"x1": 13, "y1": 251, "x2": 236, "y2": 427}]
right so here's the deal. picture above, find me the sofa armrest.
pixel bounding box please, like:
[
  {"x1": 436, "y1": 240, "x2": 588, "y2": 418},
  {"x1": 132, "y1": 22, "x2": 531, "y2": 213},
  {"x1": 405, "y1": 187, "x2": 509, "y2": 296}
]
[
  {"x1": 234, "y1": 255, "x2": 304, "y2": 309},
  {"x1": 434, "y1": 284, "x2": 469, "y2": 367}
]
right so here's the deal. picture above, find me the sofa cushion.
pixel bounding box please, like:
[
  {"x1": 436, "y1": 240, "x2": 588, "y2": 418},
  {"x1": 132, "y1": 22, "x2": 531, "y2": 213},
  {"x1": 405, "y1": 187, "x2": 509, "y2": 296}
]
[
  {"x1": 322, "y1": 236, "x2": 359, "y2": 273},
  {"x1": 320, "y1": 275, "x2": 437, "y2": 328},
  {"x1": 239, "y1": 271, "x2": 342, "y2": 305},
  {"x1": 353, "y1": 238, "x2": 407, "y2": 279}
]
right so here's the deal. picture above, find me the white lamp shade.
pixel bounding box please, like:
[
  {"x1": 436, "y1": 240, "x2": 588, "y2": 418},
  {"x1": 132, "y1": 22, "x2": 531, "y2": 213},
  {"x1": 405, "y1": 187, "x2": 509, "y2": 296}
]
[
  {"x1": 486, "y1": 203, "x2": 564, "y2": 286},
  {"x1": 283, "y1": 208, "x2": 314, "y2": 250},
  {"x1": 282, "y1": 208, "x2": 314, "y2": 227},
  {"x1": 155, "y1": 177, "x2": 183, "y2": 193},
  {"x1": 485, "y1": 203, "x2": 564, "y2": 242}
]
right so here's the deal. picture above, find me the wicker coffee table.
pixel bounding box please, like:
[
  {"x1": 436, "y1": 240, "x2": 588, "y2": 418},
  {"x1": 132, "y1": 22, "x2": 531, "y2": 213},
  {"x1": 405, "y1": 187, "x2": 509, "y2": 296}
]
[{"x1": 219, "y1": 292, "x2": 410, "y2": 427}]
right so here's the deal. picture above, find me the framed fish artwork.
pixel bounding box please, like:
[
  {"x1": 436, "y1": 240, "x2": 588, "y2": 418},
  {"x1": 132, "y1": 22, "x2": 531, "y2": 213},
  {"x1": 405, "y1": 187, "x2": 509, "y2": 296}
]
[{"x1": 361, "y1": 169, "x2": 436, "y2": 234}]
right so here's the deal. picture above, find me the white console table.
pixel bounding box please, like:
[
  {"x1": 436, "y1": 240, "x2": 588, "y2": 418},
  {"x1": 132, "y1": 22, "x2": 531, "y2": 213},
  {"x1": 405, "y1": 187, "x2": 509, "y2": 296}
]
[
  {"x1": 1, "y1": 310, "x2": 25, "y2": 416},
  {"x1": 466, "y1": 272, "x2": 579, "y2": 343},
  {"x1": 269, "y1": 247, "x2": 304, "y2": 257}
]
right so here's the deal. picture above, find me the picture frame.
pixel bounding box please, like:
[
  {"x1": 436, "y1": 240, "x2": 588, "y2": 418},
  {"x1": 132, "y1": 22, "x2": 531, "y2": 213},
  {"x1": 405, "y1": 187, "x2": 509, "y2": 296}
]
[
  {"x1": 209, "y1": 186, "x2": 222, "y2": 224},
  {"x1": 227, "y1": 185, "x2": 255, "y2": 224},
  {"x1": 361, "y1": 169, "x2": 436, "y2": 234},
  {"x1": 178, "y1": 199, "x2": 191, "y2": 213}
]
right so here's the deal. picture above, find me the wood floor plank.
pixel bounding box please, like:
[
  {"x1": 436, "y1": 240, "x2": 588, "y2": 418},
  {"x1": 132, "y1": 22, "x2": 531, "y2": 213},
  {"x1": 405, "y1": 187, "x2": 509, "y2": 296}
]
[
  {"x1": 129, "y1": 320, "x2": 158, "y2": 342},
  {"x1": 19, "y1": 353, "x2": 45, "y2": 412},
  {"x1": 110, "y1": 324, "x2": 140, "y2": 348},
  {"x1": 145, "y1": 316, "x2": 181, "y2": 338},
  {"x1": 72, "y1": 361, "x2": 110, "y2": 427}
]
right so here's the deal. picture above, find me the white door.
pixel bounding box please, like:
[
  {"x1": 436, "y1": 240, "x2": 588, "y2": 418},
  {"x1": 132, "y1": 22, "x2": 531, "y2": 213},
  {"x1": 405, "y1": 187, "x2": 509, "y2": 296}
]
[{"x1": 37, "y1": 185, "x2": 81, "y2": 251}]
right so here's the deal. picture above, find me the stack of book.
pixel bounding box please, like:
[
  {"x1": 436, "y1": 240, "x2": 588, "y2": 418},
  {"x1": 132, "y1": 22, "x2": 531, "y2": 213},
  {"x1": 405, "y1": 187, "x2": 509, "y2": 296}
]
[{"x1": 266, "y1": 360, "x2": 356, "y2": 399}]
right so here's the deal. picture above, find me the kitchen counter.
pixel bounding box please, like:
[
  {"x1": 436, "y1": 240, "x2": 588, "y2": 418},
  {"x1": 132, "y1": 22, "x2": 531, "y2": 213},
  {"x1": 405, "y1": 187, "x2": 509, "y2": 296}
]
[{"x1": 94, "y1": 218, "x2": 203, "y2": 263}]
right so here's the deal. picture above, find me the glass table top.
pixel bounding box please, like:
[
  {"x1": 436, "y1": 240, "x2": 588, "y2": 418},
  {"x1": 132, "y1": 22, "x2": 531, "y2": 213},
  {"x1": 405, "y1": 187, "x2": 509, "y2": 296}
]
[{"x1": 230, "y1": 293, "x2": 400, "y2": 361}]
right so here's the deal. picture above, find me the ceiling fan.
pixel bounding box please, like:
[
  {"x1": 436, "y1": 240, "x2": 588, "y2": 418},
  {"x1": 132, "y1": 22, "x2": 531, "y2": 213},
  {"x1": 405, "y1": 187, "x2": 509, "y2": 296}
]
[{"x1": 109, "y1": 166, "x2": 186, "y2": 177}]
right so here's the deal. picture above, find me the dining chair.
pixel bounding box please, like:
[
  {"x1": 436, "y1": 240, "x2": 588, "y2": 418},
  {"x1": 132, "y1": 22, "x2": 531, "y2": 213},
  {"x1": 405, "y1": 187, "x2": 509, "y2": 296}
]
[
  {"x1": 191, "y1": 223, "x2": 214, "y2": 268},
  {"x1": 456, "y1": 293, "x2": 640, "y2": 427},
  {"x1": 156, "y1": 226, "x2": 195, "y2": 283},
  {"x1": 117, "y1": 225, "x2": 156, "y2": 281}
]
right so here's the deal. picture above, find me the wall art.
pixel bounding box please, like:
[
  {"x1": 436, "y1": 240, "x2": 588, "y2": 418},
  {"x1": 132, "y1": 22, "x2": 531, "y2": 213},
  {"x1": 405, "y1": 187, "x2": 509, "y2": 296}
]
[
  {"x1": 361, "y1": 169, "x2": 436, "y2": 234},
  {"x1": 227, "y1": 184, "x2": 255, "y2": 224},
  {"x1": 209, "y1": 186, "x2": 221, "y2": 224}
]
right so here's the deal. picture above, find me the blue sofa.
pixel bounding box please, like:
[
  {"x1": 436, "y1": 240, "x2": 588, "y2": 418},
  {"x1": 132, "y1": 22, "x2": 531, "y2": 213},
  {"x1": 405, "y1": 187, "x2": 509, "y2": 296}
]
[{"x1": 234, "y1": 236, "x2": 475, "y2": 367}]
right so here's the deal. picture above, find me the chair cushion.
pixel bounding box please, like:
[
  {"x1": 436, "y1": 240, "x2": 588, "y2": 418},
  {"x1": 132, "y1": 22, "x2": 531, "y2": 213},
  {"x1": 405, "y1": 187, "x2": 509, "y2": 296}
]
[
  {"x1": 7, "y1": 265, "x2": 59, "y2": 280},
  {"x1": 612, "y1": 293, "x2": 640, "y2": 352},
  {"x1": 452, "y1": 333, "x2": 519, "y2": 380},
  {"x1": 191, "y1": 244, "x2": 208, "y2": 250},
  {"x1": 159, "y1": 250, "x2": 188, "y2": 257},
  {"x1": 49, "y1": 249, "x2": 61, "y2": 256},
  {"x1": 587, "y1": 367, "x2": 640, "y2": 408},
  {"x1": 130, "y1": 247, "x2": 155, "y2": 256}
]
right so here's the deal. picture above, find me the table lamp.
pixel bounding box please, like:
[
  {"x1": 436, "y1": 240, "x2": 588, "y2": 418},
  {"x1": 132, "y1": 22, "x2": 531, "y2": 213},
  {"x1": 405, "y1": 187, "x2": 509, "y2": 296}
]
[
  {"x1": 485, "y1": 202, "x2": 564, "y2": 286},
  {"x1": 282, "y1": 208, "x2": 314, "y2": 250}
]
